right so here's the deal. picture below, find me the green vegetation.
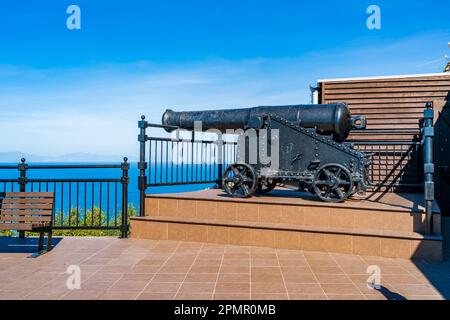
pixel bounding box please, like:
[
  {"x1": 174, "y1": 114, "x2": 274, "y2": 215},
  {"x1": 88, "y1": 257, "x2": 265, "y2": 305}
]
[{"x1": 0, "y1": 205, "x2": 137, "y2": 237}]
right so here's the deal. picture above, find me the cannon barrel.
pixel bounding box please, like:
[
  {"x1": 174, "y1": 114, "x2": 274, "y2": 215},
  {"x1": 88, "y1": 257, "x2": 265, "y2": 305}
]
[{"x1": 162, "y1": 103, "x2": 365, "y2": 142}]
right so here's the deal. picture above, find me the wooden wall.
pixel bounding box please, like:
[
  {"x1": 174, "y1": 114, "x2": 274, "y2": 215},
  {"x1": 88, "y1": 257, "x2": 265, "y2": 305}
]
[{"x1": 319, "y1": 74, "x2": 450, "y2": 213}]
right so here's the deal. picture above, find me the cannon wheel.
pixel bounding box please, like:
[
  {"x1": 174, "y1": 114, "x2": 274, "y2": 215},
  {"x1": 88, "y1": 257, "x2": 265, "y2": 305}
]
[
  {"x1": 223, "y1": 164, "x2": 257, "y2": 198},
  {"x1": 256, "y1": 178, "x2": 279, "y2": 193},
  {"x1": 313, "y1": 163, "x2": 353, "y2": 203}
]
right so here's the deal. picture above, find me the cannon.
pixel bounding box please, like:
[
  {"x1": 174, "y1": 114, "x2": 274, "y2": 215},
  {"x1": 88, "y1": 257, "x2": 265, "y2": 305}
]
[{"x1": 162, "y1": 103, "x2": 372, "y2": 202}]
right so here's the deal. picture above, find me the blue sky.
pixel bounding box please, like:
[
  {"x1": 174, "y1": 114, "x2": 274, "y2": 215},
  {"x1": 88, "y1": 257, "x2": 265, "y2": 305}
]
[{"x1": 0, "y1": 0, "x2": 449, "y2": 158}]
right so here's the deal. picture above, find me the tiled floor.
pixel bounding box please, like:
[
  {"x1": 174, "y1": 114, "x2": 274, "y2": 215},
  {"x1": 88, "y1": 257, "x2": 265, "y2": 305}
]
[{"x1": 0, "y1": 236, "x2": 449, "y2": 300}]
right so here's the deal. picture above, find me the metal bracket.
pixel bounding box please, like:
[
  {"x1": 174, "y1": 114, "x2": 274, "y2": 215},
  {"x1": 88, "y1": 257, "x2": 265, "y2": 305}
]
[
  {"x1": 138, "y1": 133, "x2": 148, "y2": 142},
  {"x1": 424, "y1": 163, "x2": 435, "y2": 174},
  {"x1": 422, "y1": 127, "x2": 434, "y2": 137},
  {"x1": 424, "y1": 181, "x2": 434, "y2": 201},
  {"x1": 423, "y1": 109, "x2": 434, "y2": 120},
  {"x1": 138, "y1": 176, "x2": 147, "y2": 190},
  {"x1": 138, "y1": 162, "x2": 148, "y2": 170}
]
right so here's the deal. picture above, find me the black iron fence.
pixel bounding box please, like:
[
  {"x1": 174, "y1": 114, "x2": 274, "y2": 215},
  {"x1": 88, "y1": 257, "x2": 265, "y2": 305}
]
[
  {"x1": 349, "y1": 138, "x2": 423, "y2": 192},
  {"x1": 138, "y1": 116, "x2": 237, "y2": 216},
  {"x1": 0, "y1": 158, "x2": 129, "y2": 237}
]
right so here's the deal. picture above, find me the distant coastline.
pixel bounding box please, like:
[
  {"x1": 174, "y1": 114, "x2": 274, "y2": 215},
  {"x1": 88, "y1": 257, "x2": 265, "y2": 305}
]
[{"x1": 0, "y1": 151, "x2": 136, "y2": 163}]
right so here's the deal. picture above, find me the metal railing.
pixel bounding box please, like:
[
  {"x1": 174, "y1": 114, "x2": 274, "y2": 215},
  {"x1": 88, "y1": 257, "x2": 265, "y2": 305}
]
[
  {"x1": 348, "y1": 140, "x2": 423, "y2": 192},
  {"x1": 0, "y1": 158, "x2": 130, "y2": 237},
  {"x1": 138, "y1": 115, "x2": 237, "y2": 216}
]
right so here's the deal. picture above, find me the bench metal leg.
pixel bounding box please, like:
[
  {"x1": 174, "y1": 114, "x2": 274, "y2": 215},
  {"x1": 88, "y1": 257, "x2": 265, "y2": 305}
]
[
  {"x1": 46, "y1": 230, "x2": 53, "y2": 251},
  {"x1": 19, "y1": 231, "x2": 25, "y2": 239},
  {"x1": 38, "y1": 232, "x2": 44, "y2": 252}
]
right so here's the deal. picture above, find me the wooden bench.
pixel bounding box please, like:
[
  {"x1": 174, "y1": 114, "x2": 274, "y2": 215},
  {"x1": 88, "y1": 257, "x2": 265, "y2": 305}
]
[{"x1": 0, "y1": 192, "x2": 54, "y2": 254}]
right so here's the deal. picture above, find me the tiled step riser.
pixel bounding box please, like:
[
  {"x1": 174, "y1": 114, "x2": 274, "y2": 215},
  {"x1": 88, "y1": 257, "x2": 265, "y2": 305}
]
[
  {"x1": 145, "y1": 198, "x2": 441, "y2": 235},
  {"x1": 130, "y1": 219, "x2": 443, "y2": 261}
]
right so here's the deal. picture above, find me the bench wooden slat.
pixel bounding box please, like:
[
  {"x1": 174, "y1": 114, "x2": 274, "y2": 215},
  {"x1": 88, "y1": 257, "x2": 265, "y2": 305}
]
[
  {"x1": 1, "y1": 198, "x2": 54, "y2": 204},
  {"x1": 0, "y1": 210, "x2": 53, "y2": 216},
  {"x1": 0, "y1": 216, "x2": 52, "y2": 222},
  {"x1": 0, "y1": 223, "x2": 34, "y2": 231},
  {"x1": 2, "y1": 192, "x2": 54, "y2": 198},
  {"x1": 0, "y1": 203, "x2": 53, "y2": 210}
]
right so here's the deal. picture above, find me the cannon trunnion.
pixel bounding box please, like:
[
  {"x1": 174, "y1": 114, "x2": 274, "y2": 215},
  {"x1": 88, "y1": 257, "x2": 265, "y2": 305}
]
[{"x1": 162, "y1": 104, "x2": 371, "y2": 202}]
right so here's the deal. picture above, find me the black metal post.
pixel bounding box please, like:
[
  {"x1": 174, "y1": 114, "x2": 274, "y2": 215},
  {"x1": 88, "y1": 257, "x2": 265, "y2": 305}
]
[
  {"x1": 120, "y1": 157, "x2": 130, "y2": 238},
  {"x1": 18, "y1": 158, "x2": 27, "y2": 238},
  {"x1": 138, "y1": 115, "x2": 148, "y2": 217},
  {"x1": 423, "y1": 102, "x2": 435, "y2": 234},
  {"x1": 216, "y1": 135, "x2": 224, "y2": 188}
]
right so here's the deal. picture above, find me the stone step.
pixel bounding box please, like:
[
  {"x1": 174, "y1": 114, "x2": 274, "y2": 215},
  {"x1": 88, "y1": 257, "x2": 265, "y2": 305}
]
[{"x1": 130, "y1": 216, "x2": 443, "y2": 261}]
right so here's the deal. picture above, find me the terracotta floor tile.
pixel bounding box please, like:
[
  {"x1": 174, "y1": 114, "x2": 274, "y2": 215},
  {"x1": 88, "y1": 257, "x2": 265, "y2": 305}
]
[
  {"x1": 189, "y1": 266, "x2": 221, "y2": 274},
  {"x1": 152, "y1": 273, "x2": 186, "y2": 283},
  {"x1": 316, "y1": 274, "x2": 353, "y2": 284},
  {"x1": 383, "y1": 274, "x2": 425, "y2": 285},
  {"x1": 394, "y1": 284, "x2": 440, "y2": 296},
  {"x1": 251, "y1": 293, "x2": 289, "y2": 300},
  {"x1": 221, "y1": 265, "x2": 250, "y2": 274},
  {"x1": 282, "y1": 274, "x2": 318, "y2": 283},
  {"x1": 217, "y1": 273, "x2": 250, "y2": 283},
  {"x1": 99, "y1": 291, "x2": 140, "y2": 300},
  {"x1": 285, "y1": 283, "x2": 324, "y2": 294},
  {"x1": 159, "y1": 266, "x2": 192, "y2": 274},
  {"x1": 321, "y1": 283, "x2": 362, "y2": 295},
  {"x1": 403, "y1": 295, "x2": 444, "y2": 300},
  {"x1": 60, "y1": 290, "x2": 104, "y2": 300},
  {"x1": 108, "y1": 279, "x2": 149, "y2": 291},
  {"x1": 144, "y1": 282, "x2": 181, "y2": 293},
  {"x1": 119, "y1": 273, "x2": 155, "y2": 281},
  {"x1": 137, "y1": 292, "x2": 175, "y2": 300},
  {"x1": 178, "y1": 282, "x2": 216, "y2": 294},
  {"x1": 81, "y1": 280, "x2": 116, "y2": 291},
  {"x1": 251, "y1": 282, "x2": 286, "y2": 294},
  {"x1": 215, "y1": 282, "x2": 250, "y2": 294},
  {"x1": 309, "y1": 266, "x2": 344, "y2": 274},
  {"x1": 174, "y1": 292, "x2": 213, "y2": 300},
  {"x1": 221, "y1": 259, "x2": 250, "y2": 266},
  {"x1": 213, "y1": 293, "x2": 251, "y2": 300},
  {"x1": 289, "y1": 294, "x2": 327, "y2": 300},
  {"x1": 251, "y1": 259, "x2": 279, "y2": 267},
  {"x1": 185, "y1": 273, "x2": 218, "y2": 283},
  {"x1": 281, "y1": 266, "x2": 313, "y2": 274},
  {"x1": 327, "y1": 294, "x2": 366, "y2": 300}
]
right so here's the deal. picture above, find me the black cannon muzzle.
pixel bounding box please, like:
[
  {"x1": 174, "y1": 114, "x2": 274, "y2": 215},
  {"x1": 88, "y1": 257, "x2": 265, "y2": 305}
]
[{"x1": 162, "y1": 103, "x2": 366, "y2": 142}]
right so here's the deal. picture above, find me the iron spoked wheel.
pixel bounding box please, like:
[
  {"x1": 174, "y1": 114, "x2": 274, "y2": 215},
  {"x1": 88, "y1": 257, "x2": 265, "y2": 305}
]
[
  {"x1": 313, "y1": 163, "x2": 353, "y2": 203},
  {"x1": 222, "y1": 163, "x2": 257, "y2": 198},
  {"x1": 256, "y1": 178, "x2": 278, "y2": 193}
]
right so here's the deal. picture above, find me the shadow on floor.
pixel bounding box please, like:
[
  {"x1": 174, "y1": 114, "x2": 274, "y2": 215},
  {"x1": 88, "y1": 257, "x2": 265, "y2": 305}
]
[
  {"x1": 375, "y1": 286, "x2": 407, "y2": 300},
  {"x1": 0, "y1": 236, "x2": 62, "y2": 253}
]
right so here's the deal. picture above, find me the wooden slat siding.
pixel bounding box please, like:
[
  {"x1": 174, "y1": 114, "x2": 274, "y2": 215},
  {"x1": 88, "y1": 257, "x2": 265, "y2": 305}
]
[
  {"x1": 0, "y1": 210, "x2": 53, "y2": 216},
  {"x1": 320, "y1": 74, "x2": 450, "y2": 192}
]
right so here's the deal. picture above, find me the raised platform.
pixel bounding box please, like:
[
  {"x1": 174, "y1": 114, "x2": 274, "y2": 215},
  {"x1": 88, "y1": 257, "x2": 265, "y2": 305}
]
[{"x1": 130, "y1": 188, "x2": 443, "y2": 261}]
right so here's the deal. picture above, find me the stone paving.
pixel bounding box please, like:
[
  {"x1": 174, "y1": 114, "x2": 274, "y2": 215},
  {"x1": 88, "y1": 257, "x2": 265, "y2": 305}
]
[{"x1": 0, "y1": 236, "x2": 449, "y2": 300}]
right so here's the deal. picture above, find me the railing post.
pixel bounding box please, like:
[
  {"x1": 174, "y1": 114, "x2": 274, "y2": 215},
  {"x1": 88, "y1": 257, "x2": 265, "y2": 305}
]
[
  {"x1": 216, "y1": 135, "x2": 224, "y2": 188},
  {"x1": 18, "y1": 158, "x2": 28, "y2": 238},
  {"x1": 120, "y1": 157, "x2": 130, "y2": 238},
  {"x1": 423, "y1": 102, "x2": 435, "y2": 234},
  {"x1": 138, "y1": 115, "x2": 148, "y2": 217}
]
